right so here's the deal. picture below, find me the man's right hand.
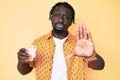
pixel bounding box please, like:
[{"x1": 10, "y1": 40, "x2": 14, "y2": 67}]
[
  {"x1": 17, "y1": 48, "x2": 30, "y2": 64},
  {"x1": 17, "y1": 48, "x2": 33, "y2": 75}
]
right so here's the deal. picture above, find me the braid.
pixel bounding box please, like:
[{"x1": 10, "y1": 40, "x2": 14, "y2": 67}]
[{"x1": 49, "y1": 2, "x2": 75, "y2": 23}]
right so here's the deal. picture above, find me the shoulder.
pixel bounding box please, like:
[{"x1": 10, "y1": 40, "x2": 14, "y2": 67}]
[{"x1": 32, "y1": 33, "x2": 51, "y2": 45}]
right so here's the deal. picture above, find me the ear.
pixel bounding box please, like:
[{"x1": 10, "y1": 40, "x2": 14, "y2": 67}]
[{"x1": 49, "y1": 15, "x2": 52, "y2": 20}]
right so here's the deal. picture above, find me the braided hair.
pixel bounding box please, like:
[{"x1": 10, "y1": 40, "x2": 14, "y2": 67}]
[{"x1": 49, "y1": 2, "x2": 75, "y2": 24}]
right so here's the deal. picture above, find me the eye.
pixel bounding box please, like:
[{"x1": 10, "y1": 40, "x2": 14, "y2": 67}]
[
  {"x1": 54, "y1": 14, "x2": 69, "y2": 20},
  {"x1": 54, "y1": 14, "x2": 61, "y2": 18},
  {"x1": 63, "y1": 16, "x2": 69, "y2": 20}
]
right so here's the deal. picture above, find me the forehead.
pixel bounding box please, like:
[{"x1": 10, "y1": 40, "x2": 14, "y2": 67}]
[{"x1": 53, "y1": 5, "x2": 72, "y2": 15}]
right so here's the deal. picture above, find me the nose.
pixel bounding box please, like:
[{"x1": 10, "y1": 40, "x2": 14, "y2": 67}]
[{"x1": 58, "y1": 17, "x2": 64, "y2": 23}]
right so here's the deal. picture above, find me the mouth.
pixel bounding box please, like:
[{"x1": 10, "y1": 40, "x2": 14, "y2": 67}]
[
  {"x1": 53, "y1": 23, "x2": 66, "y2": 34},
  {"x1": 56, "y1": 23, "x2": 65, "y2": 29}
]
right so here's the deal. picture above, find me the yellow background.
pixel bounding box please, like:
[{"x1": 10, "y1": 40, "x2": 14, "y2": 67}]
[{"x1": 0, "y1": 0, "x2": 120, "y2": 80}]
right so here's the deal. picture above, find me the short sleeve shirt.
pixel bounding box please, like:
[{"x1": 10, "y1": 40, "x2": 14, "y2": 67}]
[{"x1": 30, "y1": 32, "x2": 85, "y2": 80}]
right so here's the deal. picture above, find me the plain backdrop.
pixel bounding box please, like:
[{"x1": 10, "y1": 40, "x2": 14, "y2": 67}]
[{"x1": 0, "y1": 0, "x2": 120, "y2": 80}]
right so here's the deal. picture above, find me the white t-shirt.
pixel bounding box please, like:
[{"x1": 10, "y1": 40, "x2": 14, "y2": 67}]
[{"x1": 51, "y1": 37, "x2": 68, "y2": 80}]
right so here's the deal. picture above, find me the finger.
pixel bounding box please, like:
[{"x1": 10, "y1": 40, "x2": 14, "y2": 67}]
[
  {"x1": 66, "y1": 50, "x2": 76, "y2": 59},
  {"x1": 86, "y1": 29, "x2": 93, "y2": 41},
  {"x1": 18, "y1": 51, "x2": 30, "y2": 60},
  {"x1": 79, "y1": 23, "x2": 83, "y2": 39},
  {"x1": 83, "y1": 23, "x2": 87, "y2": 39},
  {"x1": 18, "y1": 55, "x2": 29, "y2": 60},
  {"x1": 19, "y1": 51, "x2": 29, "y2": 57},
  {"x1": 19, "y1": 58, "x2": 30, "y2": 63},
  {"x1": 18, "y1": 54, "x2": 30, "y2": 63},
  {"x1": 76, "y1": 26, "x2": 80, "y2": 41},
  {"x1": 18, "y1": 48, "x2": 29, "y2": 57},
  {"x1": 19, "y1": 48, "x2": 27, "y2": 52},
  {"x1": 66, "y1": 53, "x2": 75, "y2": 60}
]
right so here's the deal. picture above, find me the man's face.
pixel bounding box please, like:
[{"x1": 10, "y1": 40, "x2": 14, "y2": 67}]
[{"x1": 50, "y1": 5, "x2": 72, "y2": 34}]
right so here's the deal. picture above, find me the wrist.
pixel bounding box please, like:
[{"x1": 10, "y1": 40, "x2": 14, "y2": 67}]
[{"x1": 83, "y1": 50, "x2": 97, "y2": 61}]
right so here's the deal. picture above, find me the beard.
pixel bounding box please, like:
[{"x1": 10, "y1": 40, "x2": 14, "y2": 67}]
[
  {"x1": 53, "y1": 27, "x2": 64, "y2": 34},
  {"x1": 53, "y1": 23, "x2": 65, "y2": 34}
]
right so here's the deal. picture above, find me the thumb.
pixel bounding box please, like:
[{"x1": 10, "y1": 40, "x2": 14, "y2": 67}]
[{"x1": 66, "y1": 50, "x2": 75, "y2": 60}]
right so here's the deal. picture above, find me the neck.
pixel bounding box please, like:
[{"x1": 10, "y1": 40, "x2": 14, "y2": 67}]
[{"x1": 52, "y1": 30, "x2": 68, "y2": 39}]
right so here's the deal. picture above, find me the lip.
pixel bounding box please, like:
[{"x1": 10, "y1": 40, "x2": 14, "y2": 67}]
[{"x1": 56, "y1": 23, "x2": 64, "y2": 29}]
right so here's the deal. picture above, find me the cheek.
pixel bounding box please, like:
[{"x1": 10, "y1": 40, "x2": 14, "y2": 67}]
[
  {"x1": 51, "y1": 18, "x2": 57, "y2": 24},
  {"x1": 51, "y1": 19, "x2": 57, "y2": 27},
  {"x1": 65, "y1": 21, "x2": 72, "y2": 26}
]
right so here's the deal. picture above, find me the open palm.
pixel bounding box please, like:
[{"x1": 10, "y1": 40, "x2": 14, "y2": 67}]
[{"x1": 66, "y1": 23, "x2": 94, "y2": 59}]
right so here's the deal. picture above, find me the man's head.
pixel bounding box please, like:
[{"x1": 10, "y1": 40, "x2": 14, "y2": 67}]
[{"x1": 49, "y1": 2, "x2": 75, "y2": 34}]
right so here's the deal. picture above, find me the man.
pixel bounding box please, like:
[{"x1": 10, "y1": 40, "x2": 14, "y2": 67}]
[{"x1": 17, "y1": 2, "x2": 105, "y2": 80}]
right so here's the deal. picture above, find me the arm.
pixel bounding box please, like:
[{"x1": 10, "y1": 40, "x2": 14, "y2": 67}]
[
  {"x1": 84, "y1": 53, "x2": 105, "y2": 70},
  {"x1": 66, "y1": 23, "x2": 105, "y2": 70},
  {"x1": 17, "y1": 48, "x2": 33, "y2": 75}
]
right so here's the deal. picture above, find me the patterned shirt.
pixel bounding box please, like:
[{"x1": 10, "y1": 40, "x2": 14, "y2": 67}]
[{"x1": 29, "y1": 32, "x2": 85, "y2": 80}]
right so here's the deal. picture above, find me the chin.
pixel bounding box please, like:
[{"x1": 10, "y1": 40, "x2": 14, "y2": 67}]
[{"x1": 53, "y1": 28, "x2": 64, "y2": 34}]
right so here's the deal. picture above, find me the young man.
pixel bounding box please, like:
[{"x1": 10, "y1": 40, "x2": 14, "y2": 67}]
[{"x1": 17, "y1": 2, "x2": 105, "y2": 80}]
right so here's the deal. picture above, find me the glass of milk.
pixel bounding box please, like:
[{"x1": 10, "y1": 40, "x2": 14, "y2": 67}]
[{"x1": 26, "y1": 45, "x2": 37, "y2": 61}]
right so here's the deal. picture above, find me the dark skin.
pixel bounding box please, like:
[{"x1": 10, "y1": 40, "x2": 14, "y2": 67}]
[
  {"x1": 17, "y1": 48, "x2": 33, "y2": 75},
  {"x1": 51, "y1": 6, "x2": 72, "y2": 39},
  {"x1": 17, "y1": 5, "x2": 104, "y2": 75}
]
